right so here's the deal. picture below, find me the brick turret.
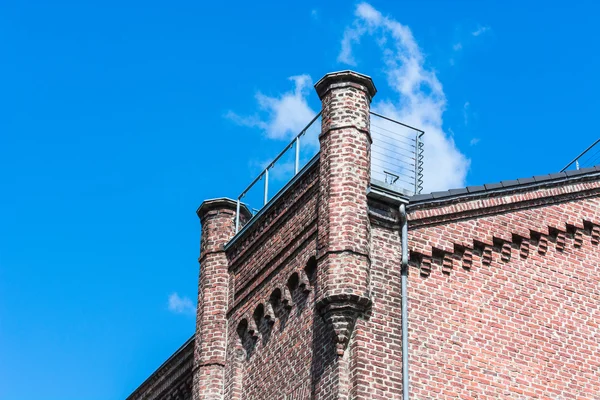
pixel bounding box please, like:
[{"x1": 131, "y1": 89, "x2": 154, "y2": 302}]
[
  {"x1": 193, "y1": 198, "x2": 250, "y2": 400},
  {"x1": 314, "y1": 70, "x2": 377, "y2": 358}
]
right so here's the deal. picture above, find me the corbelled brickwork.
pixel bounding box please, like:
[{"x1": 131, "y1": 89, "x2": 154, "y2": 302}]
[
  {"x1": 129, "y1": 70, "x2": 600, "y2": 400},
  {"x1": 224, "y1": 158, "x2": 320, "y2": 400},
  {"x1": 403, "y1": 178, "x2": 600, "y2": 399}
]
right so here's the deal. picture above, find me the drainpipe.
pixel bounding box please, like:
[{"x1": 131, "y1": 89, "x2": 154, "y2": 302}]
[{"x1": 399, "y1": 203, "x2": 409, "y2": 399}]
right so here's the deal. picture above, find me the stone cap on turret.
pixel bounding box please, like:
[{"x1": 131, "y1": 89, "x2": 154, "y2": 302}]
[
  {"x1": 314, "y1": 70, "x2": 377, "y2": 100},
  {"x1": 196, "y1": 197, "x2": 251, "y2": 222}
]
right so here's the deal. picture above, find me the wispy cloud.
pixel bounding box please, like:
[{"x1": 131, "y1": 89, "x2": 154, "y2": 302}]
[
  {"x1": 463, "y1": 101, "x2": 470, "y2": 125},
  {"x1": 470, "y1": 138, "x2": 480, "y2": 146},
  {"x1": 472, "y1": 25, "x2": 491, "y2": 37},
  {"x1": 338, "y1": 2, "x2": 470, "y2": 191},
  {"x1": 453, "y1": 42, "x2": 463, "y2": 51},
  {"x1": 225, "y1": 75, "x2": 317, "y2": 145},
  {"x1": 167, "y1": 292, "x2": 195, "y2": 316}
]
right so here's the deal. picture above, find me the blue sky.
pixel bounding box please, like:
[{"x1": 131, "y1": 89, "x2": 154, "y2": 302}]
[{"x1": 1, "y1": 1, "x2": 599, "y2": 399}]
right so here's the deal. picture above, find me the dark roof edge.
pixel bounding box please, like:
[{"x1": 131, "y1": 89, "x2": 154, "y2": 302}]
[
  {"x1": 408, "y1": 166, "x2": 600, "y2": 208},
  {"x1": 225, "y1": 153, "x2": 320, "y2": 251},
  {"x1": 126, "y1": 335, "x2": 195, "y2": 400}
]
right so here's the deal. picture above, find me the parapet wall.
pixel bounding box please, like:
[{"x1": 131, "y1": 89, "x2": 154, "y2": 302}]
[{"x1": 223, "y1": 160, "x2": 320, "y2": 400}]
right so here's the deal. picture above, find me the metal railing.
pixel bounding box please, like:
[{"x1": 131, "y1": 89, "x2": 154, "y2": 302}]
[
  {"x1": 561, "y1": 138, "x2": 600, "y2": 172},
  {"x1": 234, "y1": 111, "x2": 425, "y2": 234},
  {"x1": 235, "y1": 112, "x2": 322, "y2": 233},
  {"x1": 370, "y1": 111, "x2": 424, "y2": 195}
]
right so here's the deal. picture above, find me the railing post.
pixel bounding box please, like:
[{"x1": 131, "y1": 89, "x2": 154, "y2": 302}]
[
  {"x1": 264, "y1": 169, "x2": 269, "y2": 205},
  {"x1": 235, "y1": 198, "x2": 241, "y2": 233},
  {"x1": 295, "y1": 136, "x2": 300, "y2": 175}
]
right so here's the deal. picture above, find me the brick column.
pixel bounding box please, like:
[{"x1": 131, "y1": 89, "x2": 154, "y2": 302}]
[
  {"x1": 193, "y1": 198, "x2": 250, "y2": 400},
  {"x1": 313, "y1": 71, "x2": 376, "y2": 399}
]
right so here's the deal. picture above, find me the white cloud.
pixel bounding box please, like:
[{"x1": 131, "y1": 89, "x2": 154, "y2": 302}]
[
  {"x1": 225, "y1": 75, "x2": 317, "y2": 145},
  {"x1": 463, "y1": 101, "x2": 470, "y2": 125},
  {"x1": 472, "y1": 25, "x2": 491, "y2": 37},
  {"x1": 168, "y1": 292, "x2": 195, "y2": 315},
  {"x1": 470, "y1": 138, "x2": 480, "y2": 146},
  {"x1": 453, "y1": 42, "x2": 463, "y2": 51},
  {"x1": 338, "y1": 2, "x2": 470, "y2": 192}
]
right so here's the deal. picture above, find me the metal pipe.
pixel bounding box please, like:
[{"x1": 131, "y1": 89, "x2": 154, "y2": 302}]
[
  {"x1": 399, "y1": 203, "x2": 409, "y2": 399},
  {"x1": 295, "y1": 136, "x2": 300, "y2": 175},
  {"x1": 264, "y1": 168, "x2": 269, "y2": 205}
]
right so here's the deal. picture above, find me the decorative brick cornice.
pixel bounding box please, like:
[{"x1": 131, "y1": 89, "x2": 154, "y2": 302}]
[
  {"x1": 229, "y1": 226, "x2": 317, "y2": 313},
  {"x1": 408, "y1": 180, "x2": 600, "y2": 228},
  {"x1": 314, "y1": 70, "x2": 377, "y2": 100},
  {"x1": 411, "y1": 220, "x2": 600, "y2": 277}
]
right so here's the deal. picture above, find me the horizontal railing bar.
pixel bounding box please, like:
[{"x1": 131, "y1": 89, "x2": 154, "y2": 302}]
[
  {"x1": 371, "y1": 133, "x2": 416, "y2": 148},
  {"x1": 371, "y1": 164, "x2": 416, "y2": 176},
  {"x1": 584, "y1": 152, "x2": 600, "y2": 167},
  {"x1": 371, "y1": 167, "x2": 416, "y2": 179},
  {"x1": 561, "y1": 138, "x2": 600, "y2": 172},
  {"x1": 267, "y1": 112, "x2": 321, "y2": 170},
  {"x1": 371, "y1": 125, "x2": 417, "y2": 142},
  {"x1": 372, "y1": 157, "x2": 415, "y2": 171},
  {"x1": 370, "y1": 111, "x2": 425, "y2": 134},
  {"x1": 372, "y1": 146, "x2": 416, "y2": 158},
  {"x1": 372, "y1": 149, "x2": 418, "y2": 164},
  {"x1": 579, "y1": 147, "x2": 600, "y2": 167},
  {"x1": 237, "y1": 111, "x2": 322, "y2": 200},
  {"x1": 238, "y1": 170, "x2": 265, "y2": 200},
  {"x1": 371, "y1": 174, "x2": 415, "y2": 186},
  {"x1": 371, "y1": 154, "x2": 416, "y2": 166},
  {"x1": 372, "y1": 153, "x2": 416, "y2": 164},
  {"x1": 371, "y1": 152, "x2": 415, "y2": 168}
]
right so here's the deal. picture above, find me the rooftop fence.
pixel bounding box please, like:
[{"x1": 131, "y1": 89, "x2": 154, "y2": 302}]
[
  {"x1": 234, "y1": 112, "x2": 425, "y2": 233},
  {"x1": 370, "y1": 111, "x2": 424, "y2": 195},
  {"x1": 561, "y1": 138, "x2": 600, "y2": 172}
]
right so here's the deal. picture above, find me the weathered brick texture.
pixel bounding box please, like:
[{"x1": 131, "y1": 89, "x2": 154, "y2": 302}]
[
  {"x1": 130, "y1": 70, "x2": 600, "y2": 400},
  {"x1": 402, "y1": 180, "x2": 600, "y2": 399},
  {"x1": 224, "y1": 160, "x2": 320, "y2": 400},
  {"x1": 193, "y1": 199, "x2": 251, "y2": 400}
]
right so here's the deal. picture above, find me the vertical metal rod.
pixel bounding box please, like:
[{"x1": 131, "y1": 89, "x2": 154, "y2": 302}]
[
  {"x1": 235, "y1": 198, "x2": 240, "y2": 233},
  {"x1": 295, "y1": 136, "x2": 300, "y2": 175},
  {"x1": 414, "y1": 134, "x2": 420, "y2": 195},
  {"x1": 263, "y1": 169, "x2": 269, "y2": 205},
  {"x1": 399, "y1": 204, "x2": 410, "y2": 399}
]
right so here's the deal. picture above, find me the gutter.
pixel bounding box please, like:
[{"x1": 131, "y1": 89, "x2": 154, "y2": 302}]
[{"x1": 399, "y1": 204, "x2": 409, "y2": 399}]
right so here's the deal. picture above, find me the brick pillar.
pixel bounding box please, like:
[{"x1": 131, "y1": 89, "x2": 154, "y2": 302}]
[
  {"x1": 313, "y1": 71, "x2": 376, "y2": 399},
  {"x1": 193, "y1": 198, "x2": 250, "y2": 400}
]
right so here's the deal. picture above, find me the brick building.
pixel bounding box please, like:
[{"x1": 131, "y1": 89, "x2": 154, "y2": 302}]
[{"x1": 127, "y1": 71, "x2": 600, "y2": 399}]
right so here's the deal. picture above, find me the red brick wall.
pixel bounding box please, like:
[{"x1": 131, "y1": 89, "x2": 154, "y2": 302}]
[
  {"x1": 402, "y1": 179, "x2": 600, "y2": 399},
  {"x1": 223, "y1": 162, "x2": 321, "y2": 400},
  {"x1": 351, "y1": 218, "x2": 404, "y2": 399},
  {"x1": 184, "y1": 68, "x2": 600, "y2": 400}
]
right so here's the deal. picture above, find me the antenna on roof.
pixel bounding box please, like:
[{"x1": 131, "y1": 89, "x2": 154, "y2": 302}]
[{"x1": 561, "y1": 138, "x2": 600, "y2": 172}]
